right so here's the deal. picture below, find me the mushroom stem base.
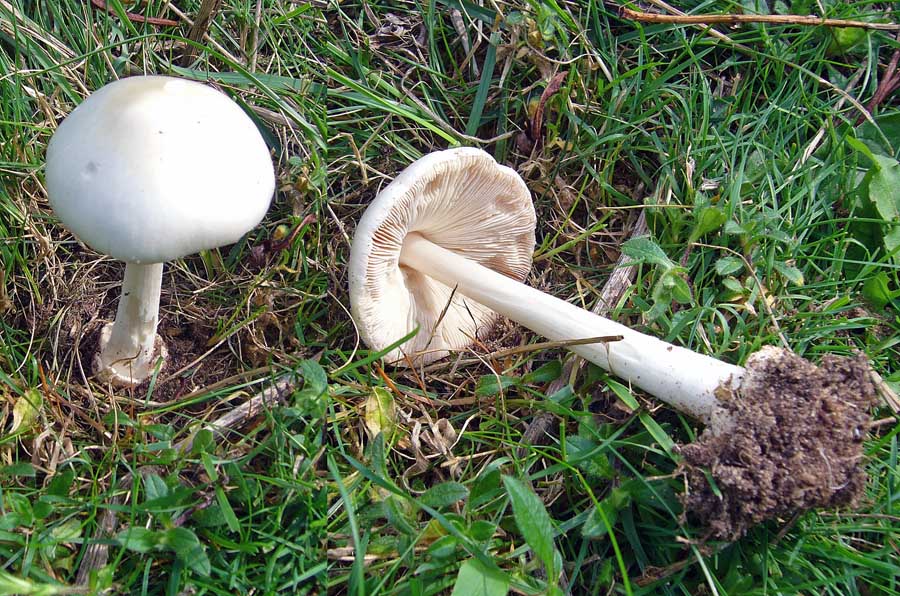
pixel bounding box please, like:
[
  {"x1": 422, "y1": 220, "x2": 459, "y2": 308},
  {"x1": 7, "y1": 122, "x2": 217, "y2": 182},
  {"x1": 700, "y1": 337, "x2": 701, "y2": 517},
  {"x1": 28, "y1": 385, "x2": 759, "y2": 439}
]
[
  {"x1": 95, "y1": 324, "x2": 168, "y2": 386},
  {"x1": 94, "y1": 262, "x2": 167, "y2": 386}
]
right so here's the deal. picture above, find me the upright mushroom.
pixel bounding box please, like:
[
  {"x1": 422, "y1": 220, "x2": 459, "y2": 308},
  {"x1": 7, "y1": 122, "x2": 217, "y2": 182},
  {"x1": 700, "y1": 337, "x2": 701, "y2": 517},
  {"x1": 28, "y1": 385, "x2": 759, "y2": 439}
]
[
  {"x1": 349, "y1": 147, "x2": 875, "y2": 538},
  {"x1": 46, "y1": 76, "x2": 275, "y2": 386}
]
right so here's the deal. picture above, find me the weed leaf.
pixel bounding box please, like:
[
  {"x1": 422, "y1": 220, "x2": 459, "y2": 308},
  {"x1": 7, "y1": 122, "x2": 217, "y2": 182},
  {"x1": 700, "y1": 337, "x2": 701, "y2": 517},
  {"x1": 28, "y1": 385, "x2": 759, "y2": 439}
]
[{"x1": 501, "y1": 476, "x2": 559, "y2": 580}]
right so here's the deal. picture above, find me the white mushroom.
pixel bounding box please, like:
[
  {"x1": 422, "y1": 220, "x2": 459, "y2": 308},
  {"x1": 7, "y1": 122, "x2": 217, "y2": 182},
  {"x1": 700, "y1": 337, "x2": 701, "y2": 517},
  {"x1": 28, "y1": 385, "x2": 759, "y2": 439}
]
[
  {"x1": 46, "y1": 75, "x2": 275, "y2": 386},
  {"x1": 349, "y1": 148, "x2": 876, "y2": 538},
  {"x1": 349, "y1": 147, "x2": 742, "y2": 421}
]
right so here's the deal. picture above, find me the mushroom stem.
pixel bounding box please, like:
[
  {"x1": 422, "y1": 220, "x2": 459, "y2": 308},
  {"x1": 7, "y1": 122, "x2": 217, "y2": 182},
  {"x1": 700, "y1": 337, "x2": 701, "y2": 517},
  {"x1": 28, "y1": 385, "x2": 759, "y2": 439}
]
[
  {"x1": 400, "y1": 233, "x2": 743, "y2": 420},
  {"x1": 95, "y1": 262, "x2": 167, "y2": 385}
]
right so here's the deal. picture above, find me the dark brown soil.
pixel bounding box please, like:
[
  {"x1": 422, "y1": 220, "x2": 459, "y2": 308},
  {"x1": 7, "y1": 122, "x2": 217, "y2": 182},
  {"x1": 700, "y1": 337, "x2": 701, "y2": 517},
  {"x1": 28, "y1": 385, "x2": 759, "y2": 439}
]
[{"x1": 679, "y1": 347, "x2": 876, "y2": 540}]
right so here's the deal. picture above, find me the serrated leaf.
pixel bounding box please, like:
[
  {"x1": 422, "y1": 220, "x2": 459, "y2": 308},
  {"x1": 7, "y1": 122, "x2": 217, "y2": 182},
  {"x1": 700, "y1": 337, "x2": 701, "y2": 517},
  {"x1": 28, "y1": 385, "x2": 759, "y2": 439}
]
[
  {"x1": 501, "y1": 476, "x2": 559, "y2": 579},
  {"x1": 296, "y1": 359, "x2": 328, "y2": 399},
  {"x1": 715, "y1": 257, "x2": 744, "y2": 276},
  {"x1": 10, "y1": 389, "x2": 42, "y2": 434},
  {"x1": 421, "y1": 482, "x2": 469, "y2": 508},
  {"x1": 451, "y1": 558, "x2": 509, "y2": 596},
  {"x1": 364, "y1": 387, "x2": 397, "y2": 442}
]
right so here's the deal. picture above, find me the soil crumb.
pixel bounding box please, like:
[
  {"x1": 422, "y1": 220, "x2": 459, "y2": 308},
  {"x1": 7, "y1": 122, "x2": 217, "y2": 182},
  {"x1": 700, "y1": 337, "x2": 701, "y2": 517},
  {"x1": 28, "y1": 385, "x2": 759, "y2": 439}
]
[{"x1": 679, "y1": 347, "x2": 876, "y2": 540}]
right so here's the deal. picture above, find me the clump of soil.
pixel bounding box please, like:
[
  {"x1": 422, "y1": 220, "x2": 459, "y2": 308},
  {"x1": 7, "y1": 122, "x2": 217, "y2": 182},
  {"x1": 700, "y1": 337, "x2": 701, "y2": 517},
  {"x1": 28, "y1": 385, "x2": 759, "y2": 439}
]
[{"x1": 680, "y1": 347, "x2": 876, "y2": 540}]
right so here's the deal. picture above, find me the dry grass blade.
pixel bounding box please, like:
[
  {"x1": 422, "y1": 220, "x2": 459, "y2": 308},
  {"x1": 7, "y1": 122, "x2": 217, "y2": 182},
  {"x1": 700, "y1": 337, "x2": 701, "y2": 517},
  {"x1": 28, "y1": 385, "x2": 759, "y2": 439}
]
[{"x1": 619, "y1": 5, "x2": 900, "y2": 31}]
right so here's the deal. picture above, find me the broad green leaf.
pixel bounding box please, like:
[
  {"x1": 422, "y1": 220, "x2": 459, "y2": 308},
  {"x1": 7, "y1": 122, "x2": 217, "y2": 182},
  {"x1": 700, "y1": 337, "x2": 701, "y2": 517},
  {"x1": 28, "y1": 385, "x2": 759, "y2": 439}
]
[
  {"x1": 116, "y1": 527, "x2": 159, "y2": 553},
  {"x1": 294, "y1": 360, "x2": 329, "y2": 417},
  {"x1": 565, "y1": 436, "x2": 614, "y2": 479},
  {"x1": 846, "y1": 136, "x2": 878, "y2": 164},
  {"x1": 621, "y1": 237, "x2": 674, "y2": 268},
  {"x1": 143, "y1": 474, "x2": 168, "y2": 502},
  {"x1": 773, "y1": 262, "x2": 804, "y2": 286},
  {"x1": 827, "y1": 27, "x2": 866, "y2": 56},
  {"x1": 862, "y1": 273, "x2": 899, "y2": 309},
  {"x1": 501, "y1": 476, "x2": 559, "y2": 580},
  {"x1": 0, "y1": 463, "x2": 35, "y2": 477},
  {"x1": 690, "y1": 206, "x2": 726, "y2": 242},
  {"x1": 668, "y1": 274, "x2": 693, "y2": 304},
  {"x1": 10, "y1": 389, "x2": 42, "y2": 434},
  {"x1": 451, "y1": 558, "x2": 509, "y2": 596},
  {"x1": 722, "y1": 277, "x2": 744, "y2": 294},
  {"x1": 715, "y1": 256, "x2": 744, "y2": 276},
  {"x1": 869, "y1": 154, "x2": 900, "y2": 262},
  {"x1": 469, "y1": 520, "x2": 497, "y2": 541},
  {"x1": 364, "y1": 387, "x2": 397, "y2": 442},
  {"x1": 475, "y1": 374, "x2": 518, "y2": 396},
  {"x1": 162, "y1": 528, "x2": 209, "y2": 574},
  {"x1": 856, "y1": 113, "x2": 900, "y2": 156},
  {"x1": 522, "y1": 361, "x2": 562, "y2": 384},
  {"x1": 421, "y1": 482, "x2": 469, "y2": 508},
  {"x1": 582, "y1": 486, "x2": 635, "y2": 539}
]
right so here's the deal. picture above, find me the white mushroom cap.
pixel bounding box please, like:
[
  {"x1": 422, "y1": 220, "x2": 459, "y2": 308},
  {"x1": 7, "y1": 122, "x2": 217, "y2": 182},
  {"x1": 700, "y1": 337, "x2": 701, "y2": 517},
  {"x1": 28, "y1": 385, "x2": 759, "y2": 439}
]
[
  {"x1": 45, "y1": 76, "x2": 275, "y2": 263},
  {"x1": 349, "y1": 147, "x2": 536, "y2": 365}
]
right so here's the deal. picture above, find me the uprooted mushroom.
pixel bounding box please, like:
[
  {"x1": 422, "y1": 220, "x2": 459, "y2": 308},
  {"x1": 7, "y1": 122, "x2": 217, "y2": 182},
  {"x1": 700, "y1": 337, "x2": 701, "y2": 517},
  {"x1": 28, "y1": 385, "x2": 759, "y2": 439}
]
[
  {"x1": 348, "y1": 147, "x2": 876, "y2": 538},
  {"x1": 45, "y1": 76, "x2": 275, "y2": 386}
]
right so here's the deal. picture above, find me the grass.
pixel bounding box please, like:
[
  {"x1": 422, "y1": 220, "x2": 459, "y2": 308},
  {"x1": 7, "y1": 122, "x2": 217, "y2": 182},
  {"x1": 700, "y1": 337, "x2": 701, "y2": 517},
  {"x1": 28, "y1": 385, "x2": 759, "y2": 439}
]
[{"x1": 1, "y1": 0, "x2": 899, "y2": 594}]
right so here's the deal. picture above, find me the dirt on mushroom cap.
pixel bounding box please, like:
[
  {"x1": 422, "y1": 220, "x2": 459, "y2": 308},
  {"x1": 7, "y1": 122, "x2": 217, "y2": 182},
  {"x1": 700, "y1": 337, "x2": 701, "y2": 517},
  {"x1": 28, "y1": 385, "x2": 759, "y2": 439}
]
[{"x1": 679, "y1": 349, "x2": 876, "y2": 540}]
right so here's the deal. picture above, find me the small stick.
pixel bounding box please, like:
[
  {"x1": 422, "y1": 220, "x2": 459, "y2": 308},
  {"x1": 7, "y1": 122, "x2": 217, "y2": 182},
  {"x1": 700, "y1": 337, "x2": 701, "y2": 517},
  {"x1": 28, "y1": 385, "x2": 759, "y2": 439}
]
[
  {"x1": 89, "y1": 0, "x2": 179, "y2": 27},
  {"x1": 175, "y1": 374, "x2": 299, "y2": 453},
  {"x1": 181, "y1": 0, "x2": 224, "y2": 66},
  {"x1": 858, "y1": 32, "x2": 900, "y2": 124},
  {"x1": 619, "y1": 5, "x2": 900, "y2": 31}
]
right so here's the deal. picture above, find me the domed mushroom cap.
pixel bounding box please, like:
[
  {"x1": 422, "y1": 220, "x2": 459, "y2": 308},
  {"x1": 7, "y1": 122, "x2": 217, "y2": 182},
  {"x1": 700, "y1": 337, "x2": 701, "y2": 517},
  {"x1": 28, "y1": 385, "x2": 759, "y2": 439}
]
[
  {"x1": 45, "y1": 76, "x2": 275, "y2": 264},
  {"x1": 349, "y1": 147, "x2": 536, "y2": 365}
]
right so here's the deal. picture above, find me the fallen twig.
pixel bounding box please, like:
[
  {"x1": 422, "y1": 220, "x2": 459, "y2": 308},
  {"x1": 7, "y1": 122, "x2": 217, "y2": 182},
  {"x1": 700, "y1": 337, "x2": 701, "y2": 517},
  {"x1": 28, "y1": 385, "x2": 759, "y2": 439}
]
[
  {"x1": 181, "y1": 0, "x2": 224, "y2": 65},
  {"x1": 88, "y1": 0, "x2": 179, "y2": 27},
  {"x1": 516, "y1": 70, "x2": 568, "y2": 153},
  {"x1": 619, "y1": 5, "x2": 900, "y2": 31},
  {"x1": 858, "y1": 32, "x2": 900, "y2": 124},
  {"x1": 175, "y1": 374, "x2": 300, "y2": 453}
]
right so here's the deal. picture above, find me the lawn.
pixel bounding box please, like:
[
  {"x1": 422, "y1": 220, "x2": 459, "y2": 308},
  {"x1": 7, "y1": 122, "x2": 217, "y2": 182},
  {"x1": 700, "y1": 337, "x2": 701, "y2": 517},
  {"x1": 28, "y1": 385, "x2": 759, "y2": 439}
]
[{"x1": 1, "y1": 0, "x2": 899, "y2": 594}]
